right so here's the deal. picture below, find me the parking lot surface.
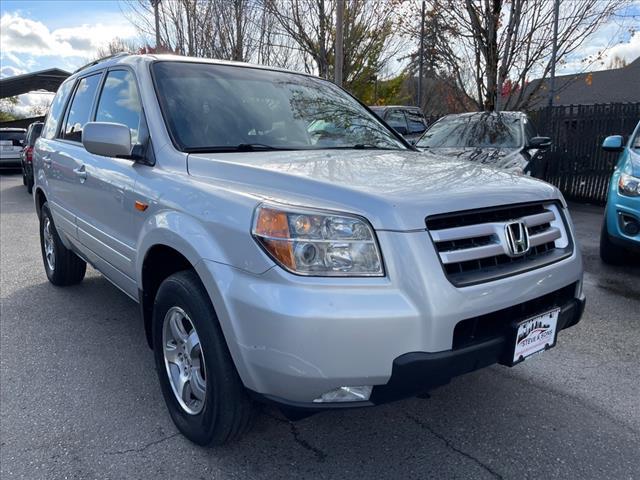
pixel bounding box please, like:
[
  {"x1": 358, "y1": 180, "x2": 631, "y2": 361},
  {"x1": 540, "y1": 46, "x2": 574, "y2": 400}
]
[{"x1": 1, "y1": 172, "x2": 639, "y2": 479}]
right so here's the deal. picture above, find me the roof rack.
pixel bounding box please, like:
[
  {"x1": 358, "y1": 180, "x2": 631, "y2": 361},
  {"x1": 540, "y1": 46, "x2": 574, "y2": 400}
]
[{"x1": 72, "y1": 52, "x2": 131, "y2": 75}]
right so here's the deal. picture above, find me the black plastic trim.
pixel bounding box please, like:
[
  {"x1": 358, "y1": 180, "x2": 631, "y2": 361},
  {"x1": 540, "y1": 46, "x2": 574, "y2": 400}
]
[{"x1": 248, "y1": 295, "x2": 585, "y2": 414}]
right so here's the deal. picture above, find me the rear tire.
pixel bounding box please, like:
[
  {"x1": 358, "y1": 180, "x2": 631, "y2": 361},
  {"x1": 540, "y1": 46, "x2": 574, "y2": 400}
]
[
  {"x1": 600, "y1": 220, "x2": 626, "y2": 265},
  {"x1": 26, "y1": 177, "x2": 33, "y2": 194},
  {"x1": 152, "y1": 270, "x2": 256, "y2": 446},
  {"x1": 39, "y1": 202, "x2": 87, "y2": 286}
]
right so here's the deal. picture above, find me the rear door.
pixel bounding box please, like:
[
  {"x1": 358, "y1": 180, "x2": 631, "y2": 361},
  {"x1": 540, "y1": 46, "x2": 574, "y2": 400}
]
[
  {"x1": 73, "y1": 68, "x2": 145, "y2": 292},
  {"x1": 47, "y1": 73, "x2": 103, "y2": 239}
]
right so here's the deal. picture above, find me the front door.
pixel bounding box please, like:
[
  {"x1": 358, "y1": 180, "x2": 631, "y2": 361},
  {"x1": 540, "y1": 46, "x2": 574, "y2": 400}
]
[{"x1": 73, "y1": 69, "x2": 146, "y2": 297}]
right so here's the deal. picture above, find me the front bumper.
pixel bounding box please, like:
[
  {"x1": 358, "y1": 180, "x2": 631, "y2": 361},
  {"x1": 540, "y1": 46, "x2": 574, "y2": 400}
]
[
  {"x1": 250, "y1": 294, "x2": 585, "y2": 411},
  {"x1": 197, "y1": 223, "x2": 584, "y2": 406},
  {"x1": 606, "y1": 192, "x2": 640, "y2": 251},
  {"x1": 0, "y1": 156, "x2": 21, "y2": 168}
]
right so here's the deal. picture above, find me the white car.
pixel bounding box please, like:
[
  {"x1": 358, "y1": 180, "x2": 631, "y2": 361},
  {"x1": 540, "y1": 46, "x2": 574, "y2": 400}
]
[
  {"x1": 0, "y1": 128, "x2": 26, "y2": 168},
  {"x1": 415, "y1": 112, "x2": 551, "y2": 175}
]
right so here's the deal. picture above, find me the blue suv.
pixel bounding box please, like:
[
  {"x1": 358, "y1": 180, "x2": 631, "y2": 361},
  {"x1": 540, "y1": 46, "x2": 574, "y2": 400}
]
[{"x1": 600, "y1": 121, "x2": 640, "y2": 264}]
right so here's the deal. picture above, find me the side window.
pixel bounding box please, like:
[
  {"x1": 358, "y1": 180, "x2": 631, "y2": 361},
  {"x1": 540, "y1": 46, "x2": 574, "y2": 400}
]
[
  {"x1": 523, "y1": 117, "x2": 537, "y2": 142},
  {"x1": 61, "y1": 74, "x2": 102, "y2": 142},
  {"x1": 386, "y1": 110, "x2": 408, "y2": 131},
  {"x1": 42, "y1": 80, "x2": 74, "y2": 140},
  {"x1": 95, "y1": 70, "x2": 143, "y2": 144},
  {"x1": 406, "y1": 110, "x2": 427, "y2": 134}
]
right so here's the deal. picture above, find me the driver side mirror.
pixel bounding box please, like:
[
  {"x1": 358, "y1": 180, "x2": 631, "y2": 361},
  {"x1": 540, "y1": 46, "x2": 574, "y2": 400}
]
[
  {"x1": 527, "y1": 136, "x2": 551, "y2": 150},
  {"x1": 82, "y1": 122, "x2": 132, "y2": 158},
  {"x1": 601, "y1": 135, "x2": 624, "y2": 152}
]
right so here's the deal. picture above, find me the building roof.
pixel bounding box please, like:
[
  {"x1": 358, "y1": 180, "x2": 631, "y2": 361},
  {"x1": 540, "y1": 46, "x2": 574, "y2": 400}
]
[
  {"x1": 0, "y1": 68, "x2": 70, "y2": 98},
  {"x1": 523, "y1": 57, "x2": 640, "y2": 109}
]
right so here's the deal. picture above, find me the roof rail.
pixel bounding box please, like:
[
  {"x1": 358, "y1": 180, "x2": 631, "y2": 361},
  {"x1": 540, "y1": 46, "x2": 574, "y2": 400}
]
[{"x1": 72, "y1": 52, "x2": 131, "y2": 75}]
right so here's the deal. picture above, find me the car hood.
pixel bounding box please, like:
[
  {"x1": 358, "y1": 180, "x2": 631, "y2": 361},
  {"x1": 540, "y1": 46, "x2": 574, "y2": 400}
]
[
  {"x1": 188, "y1": 149, "x2": 560, "y2": 231},
  {"x1": 417, "y1": 147, "x2": 527, "y2": 172}
]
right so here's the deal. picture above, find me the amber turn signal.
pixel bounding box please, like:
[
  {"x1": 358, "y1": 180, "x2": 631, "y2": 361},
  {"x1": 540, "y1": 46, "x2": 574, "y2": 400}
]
[{"x1": 253, "y1": 207, "x2": 295, "y2": 268}]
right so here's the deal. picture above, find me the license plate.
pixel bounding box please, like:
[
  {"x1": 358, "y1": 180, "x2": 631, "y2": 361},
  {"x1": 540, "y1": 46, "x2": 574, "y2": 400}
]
[{"x1": 512, "y1": 308, "x2": 560, "y2": 364}]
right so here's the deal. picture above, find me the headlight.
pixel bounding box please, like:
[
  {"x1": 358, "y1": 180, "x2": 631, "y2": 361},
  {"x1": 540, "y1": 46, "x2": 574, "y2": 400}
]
[
  {"x1": 251, "y1": 203, "x2": 384, "y2": 276},
  {"x1": 619, "y1": 173, "x2": 640, "y2": 197}
]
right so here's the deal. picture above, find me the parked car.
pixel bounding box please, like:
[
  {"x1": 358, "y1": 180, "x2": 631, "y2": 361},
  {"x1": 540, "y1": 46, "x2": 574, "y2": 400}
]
[
  {"x1": 369, "y1": 105, "x2": 428, "y2": 142},
  {"x1": 0, "y1": 128, "x2": 26, "y2": 169},
  {"x1": 34, "y1": 54, "x2": 585, "y2": 446},
  {"x1": 599, "y1": 121, "x2": 640, "y2": 263},
  {"x1": 21, "y1": 121, "x2": 44, "y2": 194},
  {"x1": 415, "y1": 111, "x2": 551, "y2": 175}
]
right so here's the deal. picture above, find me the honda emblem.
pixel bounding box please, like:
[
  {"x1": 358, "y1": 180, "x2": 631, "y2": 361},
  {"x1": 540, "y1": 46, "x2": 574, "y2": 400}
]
[{"x1": 504, "y1": 221, "x2": 530, "y2": 257}]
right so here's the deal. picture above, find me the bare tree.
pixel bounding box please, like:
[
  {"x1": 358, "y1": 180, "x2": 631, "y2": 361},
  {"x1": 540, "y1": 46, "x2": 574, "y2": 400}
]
[
  {"x1": 406, "y1": 0, "x2": 629, "y2": 111},
  {"x1": 122, "y1": 0, "x2": 295, "y2": 66},
  {"x1": 265, "y1": 0, "x2": 402, "y2": 89},
  {"x1": 94, "y1": 37, "x2": 142, "y2": 59}
]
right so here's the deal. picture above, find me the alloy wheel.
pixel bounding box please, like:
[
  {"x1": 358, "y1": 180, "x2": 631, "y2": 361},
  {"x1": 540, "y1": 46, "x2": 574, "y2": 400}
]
[{"x1": 162, "y1": 306, "x2": 207, "y2": 415}]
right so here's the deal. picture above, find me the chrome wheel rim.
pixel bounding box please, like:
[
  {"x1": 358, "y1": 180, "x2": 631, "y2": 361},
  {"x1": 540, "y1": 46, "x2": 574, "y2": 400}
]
[
  {"x1": 162, "y1": 306, "x2": 206, "y2": 415},
  {"x1": 43, "y1": 217, "x2": 55, "y2": 271}
]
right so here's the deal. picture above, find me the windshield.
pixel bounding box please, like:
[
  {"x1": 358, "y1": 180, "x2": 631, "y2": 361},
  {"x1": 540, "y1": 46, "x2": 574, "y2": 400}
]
[
  {"x1": 633, "y1": 126, "x2": 640, "y2": 150},
  {"x1": 152, "y1": 62, "x2": 406, "y2": 152},
  {"x1": 417, "y1": 114, "x2": 522, "y2": 149},
  {"x1": 0, "y1": 131, "x2": 25, "y2": 146}
]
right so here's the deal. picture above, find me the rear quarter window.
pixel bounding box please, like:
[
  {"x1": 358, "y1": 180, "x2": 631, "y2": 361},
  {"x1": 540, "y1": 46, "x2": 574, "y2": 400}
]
[{"x1": 42, "y1": 80, "x2": 74, "y2": 140}]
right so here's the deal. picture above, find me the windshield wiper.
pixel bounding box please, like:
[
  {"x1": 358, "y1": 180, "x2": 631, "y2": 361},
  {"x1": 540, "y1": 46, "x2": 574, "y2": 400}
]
[
  {"x1": 322, "y1": 144, "x2": 404, "y2": 150},
  {"x1": 184, "y1": 143, "x2": 298, "y2": 153}
]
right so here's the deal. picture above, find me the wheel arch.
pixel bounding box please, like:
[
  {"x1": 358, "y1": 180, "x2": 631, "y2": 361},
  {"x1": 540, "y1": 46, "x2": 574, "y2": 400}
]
[{"x1": 34, "y1": 186, "x2": 47, "y2": 219}]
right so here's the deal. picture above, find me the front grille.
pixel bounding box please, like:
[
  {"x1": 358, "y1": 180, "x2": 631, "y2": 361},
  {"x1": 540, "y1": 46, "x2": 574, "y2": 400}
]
[
  {"x1": 452, "y1": 282, "x2": 577, "y2": 350},
  {"x1": 427, "y1": 201, "x2": 573, "y2": 287}
]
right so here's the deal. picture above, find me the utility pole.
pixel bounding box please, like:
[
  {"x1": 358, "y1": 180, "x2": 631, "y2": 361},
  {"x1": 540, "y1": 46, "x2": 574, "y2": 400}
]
[
  {"x1": 151, "y1": 0, "x2": 161, "y2": 51},
  {"x1": 548, "y1": 0, "x2": 560, "y2": 107},
  {"x1": 418, "y1": 0, "x2": 425, "y2": 109},
  {"x1": 335, "y1": 0, "x2": 344, "y2": 87}
]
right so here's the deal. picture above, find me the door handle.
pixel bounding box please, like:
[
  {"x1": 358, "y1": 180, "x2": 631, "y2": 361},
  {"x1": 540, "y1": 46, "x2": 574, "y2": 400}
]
[
  {"x1": 73, "y1": 165, "x2": 87, "y2": 183},
  {"x1": 43, "y1": 155, "x2": 52, "y2": 167}
]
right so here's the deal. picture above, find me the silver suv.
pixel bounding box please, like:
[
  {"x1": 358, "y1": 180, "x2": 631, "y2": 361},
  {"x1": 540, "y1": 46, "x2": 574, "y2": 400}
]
[{"x1": 33, "y1": 54, "x2": 585, "y2": 446}]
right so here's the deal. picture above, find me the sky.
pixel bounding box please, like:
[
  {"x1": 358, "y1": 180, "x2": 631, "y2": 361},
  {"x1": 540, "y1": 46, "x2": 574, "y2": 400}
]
[{"x1": 1, "y1": 0, "x2": 639, "y2": 116}]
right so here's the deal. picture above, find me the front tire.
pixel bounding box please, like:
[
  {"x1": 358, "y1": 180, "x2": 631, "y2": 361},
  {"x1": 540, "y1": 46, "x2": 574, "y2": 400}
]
[
  {"x1": 39, "y1": 202, "x2": 87, "y2": 285},
  {"x1": 600, "y1": 220, "x2": 626, "y2": 265},
  {"x1": 152, "y1": 270, "x2": 255, "y2": 446}
]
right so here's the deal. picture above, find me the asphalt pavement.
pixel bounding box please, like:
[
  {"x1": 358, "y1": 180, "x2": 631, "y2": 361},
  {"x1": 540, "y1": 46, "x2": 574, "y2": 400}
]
[{"x1": 1, "y1": 172, "x2": 639, "y2": 479}]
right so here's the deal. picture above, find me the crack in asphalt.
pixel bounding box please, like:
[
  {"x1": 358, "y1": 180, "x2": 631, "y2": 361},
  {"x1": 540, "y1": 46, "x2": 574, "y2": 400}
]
[
  {"x1": 488, "y1": 366, "x2": 640, "y2": 436},
  {"x1": 403, "y1": 412, "x2": 504, "y2": 480},
  {"x1": 265, "y1": 412, "x2": 328, "y2": 462},
  {"x1": 105, "y1": 433, "x2": 181, "y2": 456}
]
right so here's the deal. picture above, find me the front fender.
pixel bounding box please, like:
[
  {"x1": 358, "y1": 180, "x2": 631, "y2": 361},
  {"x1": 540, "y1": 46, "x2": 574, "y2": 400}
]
[{"x1": 135, "y1": 209, "x2": 273, "y2": 286}]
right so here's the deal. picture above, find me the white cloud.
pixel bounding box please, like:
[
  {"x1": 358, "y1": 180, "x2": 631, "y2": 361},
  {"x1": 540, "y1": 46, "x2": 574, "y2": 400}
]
[
  {"x1": 0, "y1": 12, "x2": 138, "y2": 58},
  {"x1": 0, "y1": 65, "x2": 24, "y2": 78},
  {"x1": 603, "y1": 31, "x2": 640, "y2": 65}
]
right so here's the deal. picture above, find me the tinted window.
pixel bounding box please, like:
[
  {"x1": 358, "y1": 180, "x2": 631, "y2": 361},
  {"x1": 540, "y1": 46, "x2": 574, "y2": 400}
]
[
  {"x1": 0, "y1": 131, "x2": 25, "y2": 146},
  {"x1": 27, "y1": 124, "x2": 43, "y2": 146},
  {"x1": 406, "y1": 110, "x2": 427, "y2": 134},
  {"x1": 417, "y1": 114, "x2": 522, "y2": 149},
  {"x1": 152, "y1": 62, "x2": 405, "y2": 151},
  {"x1": 96, "y1": 70, "x2": 143, "y2": 144},
  {"x1": 61, "y1": 74, "x2": 101, "y2": 142},
  {"x1": 386, "y1": 110, "x2": 407, "y2": 131},
  {"x1": 523, "y1": 117, "x2": 536, "y2": 142},
  {"x1": 42, "y1": 80, "x2": 73, "y2": 140}
]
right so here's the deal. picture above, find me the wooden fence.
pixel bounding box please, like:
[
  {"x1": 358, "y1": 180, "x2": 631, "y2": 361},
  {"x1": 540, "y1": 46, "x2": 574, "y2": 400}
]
[{"x1": 529, "y1": 103, "x2": 640, "y2": 204}]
